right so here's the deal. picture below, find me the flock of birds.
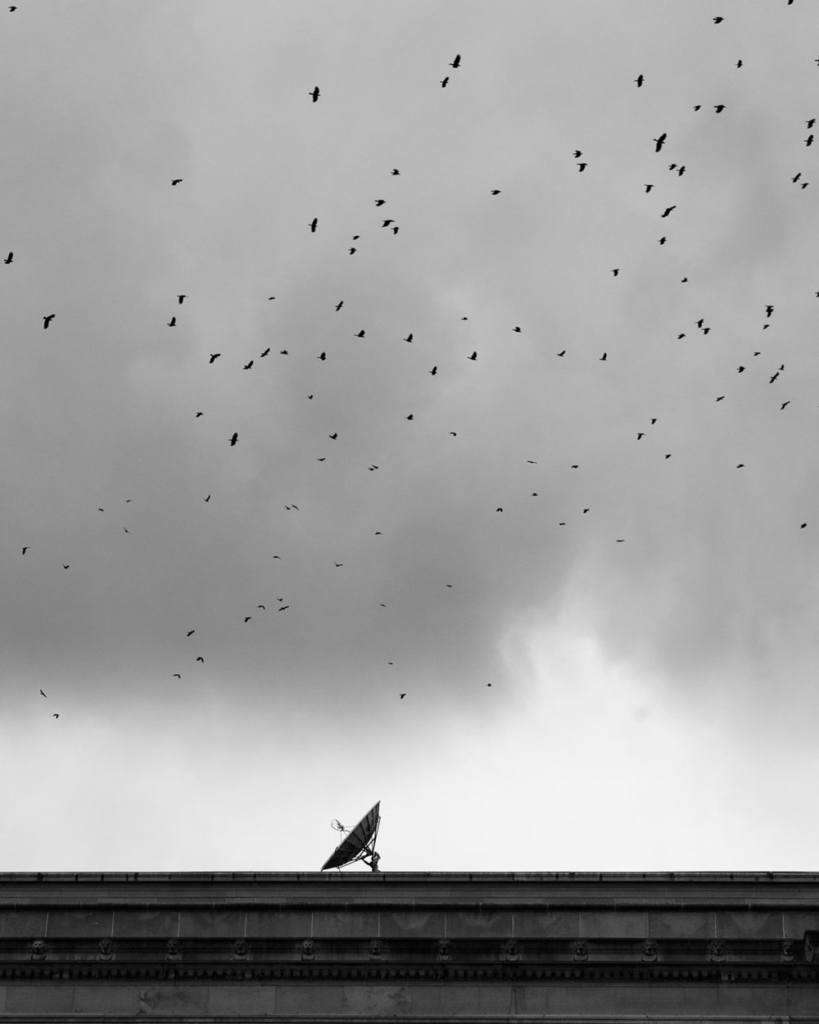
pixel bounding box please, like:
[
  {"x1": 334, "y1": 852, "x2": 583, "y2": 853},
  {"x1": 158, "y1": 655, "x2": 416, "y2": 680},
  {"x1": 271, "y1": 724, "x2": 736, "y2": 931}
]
[{"x1": 6, "y1": 8, "x2": 818, "y2": 724}]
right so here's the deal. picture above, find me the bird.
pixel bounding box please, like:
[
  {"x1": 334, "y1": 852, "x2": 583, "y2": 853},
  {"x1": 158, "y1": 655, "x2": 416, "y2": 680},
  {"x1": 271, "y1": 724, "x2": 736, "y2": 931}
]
[
  {"x1": 405, "y1": 414, "x2": 414, "y2": 420},
  {"x1": 808, "y1": 119, "x2": 816, "y2": 129},
  {"x1": 391, "y1": 168, "x2": 400, "y2": 175},
  {"x1": 637, "y1": 432, "x2": 645, "y2": 440},
  {"x1": 713, "y1": 16, "x2": 724, "y2": 23},
  {"x1": 490, "y1": 189, "x2": 501, "y2": 195},
  {"x1": 318, "y1": 352, "x2": 326, "y2": 360},
  {"x1": 659, "y1": 236, "x2": 666, "y2": 245},
  {"x1": 177, "y1": 295, "x2": 186, "y2": 304},
  {"x1": 329, "y1": 433, "x2": 338, "y2": 440},
  {"x1": 309, "y1": 86, "x2": 320, "y2": 102},
  {"x1": 450, "y1": 54, "x2": 461, "y2": 68},
  {"x1": 737, "y1": 366, "x2": 745, "y2": 373},
  {"x1": 334, "y1": 562, "x2": 343, "y2": 568},
  {"x1": 203, "y1": 495, "x2": 211, "y2": 502},
  {"x1": 714, "y1": 104, "x2": 726, "y2": 113},
  {"x1": 599, "y1": 352, "x2": 607, "y2": 361},
  {"x1": 441, "y1": 77, "x2": 449, "y2": 88},
  {"x1": 258, "y1": 605, "x2": 266, "y2": 610},
  {"x1": 280, "y1": 349, "x2": 288, "y2": 354},
  {"x1": 557, "y1": 349, "x2": 565, "y2": 356},
  {"x1": 807, "y1": 135, "x2": 815, "y2": 147},
  {"x1": 309, "y1": 217, "x2": 317, "y2": 232},
  {"x1": 644, "y1": 184, "x2": 654, "y2": 192},
  {"x1": 355, "y1": 330, "x2": 365, "y2": 338},
  {"x1": 577, "y1": 162, "x2": 587, "y2": 172},
  {"x1": 260, "y1": 347, "x2": 271, "y2": 357},
  {"x1": 39, "y1": 689, "x2": 47, "y2": 698},
  {"x1": 173, "y1": 674, "x2": 181, "y2": 679},
  {"x1": 736, "y1": 60, "x2": 743, "y2": 68},
  {"x1": 513, "y1": 326, "x2": 521, "y2": 333},
  {"x1": 769, "y1": 372, "x2": 780, "y2": 383},
  {"x1": 765, "y1": 305, "x2": 774, "y2": 317},
  {"x1": 63, "y1": 565, "x2": 69, "y2": 569},
  {"x1": 468, "y1": 351, "x2": 477, "y2": 361},
  {"x1": 229, "y1": 433, "x2": 238, "y2": 446},
  {"x1": 634, "y1": 74, "x2": 644, "y2": 86},
  {"x1": 3, "y1": 252, "x2": 11, "y2": 264},
  {"x1": 167, "y1": 317, "x2": 176, "y2": 327},
  {"x1": 429, "y1": 366, "x2": 437, "y2": 375},
  {"x1": 661, "y1": 206, "x2": 676, "y2": 217},
  {"x1": 611, "y1": 268, "x2": 619, "y2": 276},
  {"x1": 574, "y1": 150, "x2": 582, "y2": 158},
  {"x1": 243, "y1": 360, "x2": 254, "y2": 370},
  {"x1": 187, "y1": 630, "x2": 195, "y2": 636},
  {"x1": 677, "y1": 166, "x2": 686, "y2": 175},
  {"x1": 196, "y1": 657, "x2": 204, "y2": 663},
  {"x1": 392, "y1": 226, "x2": 399, "y2": 234},
  {"x1": 209, "y1": 353, "x2": 221, "y2": 363},
  {"x1": 349, "y1": 247, "x2": 357, "y2": 255},
  {"x1": 736, "y1": 464, "x2": 745, "y2": 469},
  {"x1": 793, "y1": 173, "x2": 802, "y2": 183},
  {"x1": 244, "y1": 617, "x2": 252, "y2": 623},
  {"x1": 335, "y1": 300, "x2": 344, "y2": 311},
  {"x1": 171, "y1": 179, "x2": 182, "y2": 185},
  {"x1": 781, "y1": 401, "x2": 790, "y2": 410},
  {"x1": 716, "y1": 395, "x2": 725, "y2": 402},
  {"x1": 374, "y1": 199, "x2": 386, "y2": 206},
  {"x1": 399, "y1": 693, "x2": 406, "y2": 699},
  {"x1": 653, "y1": 133, "x2": 667, "y2": 152},
  {"x1": 404, "y1": 333, "x2": 413, "y2": 342},
  {"x1": 52, "y1": 714, "x2": 59, "y2": 719},
  {"x1": 22, "y1": 546, "x2": 28, "y2": 555},
  {"x1": 43, "y1": 314, "x2": 55, "y2": 329}
]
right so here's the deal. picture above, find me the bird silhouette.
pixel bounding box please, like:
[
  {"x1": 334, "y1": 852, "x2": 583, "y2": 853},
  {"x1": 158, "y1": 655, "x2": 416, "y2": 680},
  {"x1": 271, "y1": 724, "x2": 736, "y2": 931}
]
[
  {"x1": 309, "y1": 217, "x2": 317, "y2": 232},
  {"x1": 22, "y1": 546, "x2": 28, "y2": 554},
  {"x1": 634, "y1": 74, "x2": 644, "y2": 86},
  {"x1": 167, "y1": 317, "x2": 176, "y2": 326},
  {"x1": 661, "y1": 205, "x2": 676, "y2": 217},
  {"x1": 441, "y1": 77, "x2": 449, "y2": 88},
  {"x1": 3, "y1": 252, "x2": 11, "y2": 264},
  {"x1": 39, "y1": 689, "x2": 46, "y2": 698},
  {"x1": 52, "y1": 714, "x2": 59, "y2": 719},
  {"x1": 329, "y1": 433, "x2": 338, "y2": 440},
  {"x1": 468, "y1": 351, "x2": 477, "y2": 361},
  {"x1": 209, "y1": 353, "x2": 221, "y2": 363},
  {"x1": 43, "y1": 314, "x2": 55, "y2": 329},
  {"x1": 450, "y1": 54, "x2": 461, "y2": 68},
  {"x1": 577, "y1": 162, "x2": 587, "y2": 171},
  {"x1": 490, "y1": 189, "x2": 501, "y2": 195},
  {"x1": 355, "y1": 330, "x2": 365, "y2": 338},
  {"x1": 374, "y1": 200, "x2": 386, "y2": 206},
  {"x1": 612, "y1": 268, "x2": 619, "y2": 276},
  {"x1": 260, "y1": 347, "x2": 270, "y2": 357},
  {"x1": 196, "y1": 657, "x2": 204, "y2": 663},
  {"x1": 349, "y1": 247, "x2": 357, "y2": 255},
  {"x1": 714, "y1": 104, "x2": 726, "y2": 113},
  {"x1": 807, "y1": 135, "x2": 815, "y2": 147},
  {"x1": 318, "y1": 351, "x2": 326, "y2": 360},
  {"x1": 171, "y1": 179, "x2": 182, "y2": 185},
  {"x1": 177, "y1": 295, "x2": 186, "y2": 304},
  {"x1": 229, "y1": 433, "x2": 238, "y2": 446},
  {"x1": 173, "y1": 674, "x2": 181, "y2": 679},
  {"x1": 391, "y1": 168, "x2": 400, "y2": 175},
  {"x1": 243, "y1": 360, "x2": 254, "y2": 370},
  {"x1": 654, "y1": 133, "x2": 667, "y2": 152},
  {"x1": 429, "y1": 366, "x2": 437, "y2": 375},
  {"x1": 557, "y1": 349, "x2": 566, "y2": 356},
  {"x1": 645, "y1": 184, "x2": 654, "y2": 192},
  {"x1": 309, "y1": 86, "x2": 320, "y2": 102},
  {"x1": 600, "y1": 352, "x2": 607, "y2": 360},
  {"x1": 713, "y1": 15, "x2": 724, "y2": 23},
  {"x1": 187, "y1": 630, "x2": 195, "y2": 636},
  {"x1": 335, "y1": 300, "x2": 344, "y2": 310},
  {"x1": 404, "y1": 333, "x2": 413, "y2": 342},
  {"x1": 203, "y1": 495, "x2": 211, "y2": 502}
]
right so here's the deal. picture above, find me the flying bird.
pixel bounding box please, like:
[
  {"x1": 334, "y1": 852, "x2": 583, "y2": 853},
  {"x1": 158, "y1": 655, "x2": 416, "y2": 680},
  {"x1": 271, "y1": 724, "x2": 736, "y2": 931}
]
[
  {"x1": 577, "y1": 162, "x2": 587, "y2": 171},
  {"x1": 634, "y1": 74, "x2": 644, "y2": 86},
  {"x1": 714, "y1": 104, "x2": 726, "y2": 113},
  {"x1": 52, "y1": 714, "x2": 59, "y2": 719},
  {"x1": 173, "y1": 674, "x2": 181, "y2": 679},
  {"x1": 22, "y1": 546, "x2": 28, "y2": 554},
  {"x1": 309, "y1": 86, "x2": 320, "y2": 102},
  {"x1": 355, "y1": 330, "x2": 365, "y2": 338},
  {"x1": 611, "y1": 268, "x2": 619, "y2": 276},
  {"x1": 653, "y1": 133, "x2": 667, "y2": 152},
  {"x1": 187, "y1": 630, "x2": 195, "y2": 636},
  {"x1": 807, "y1": 134, "x2": 815, "y2": 147},
  {"x1": 391, "y1": 168, "x2": 400, "y2": 175},
  {"x1": 209, "y1": 353, "x2": 221, "y2": 363},
  {"x1": 661, "y1": 205, "x2": 676, "y2": 217},
  {"x1": 449, "y1": 54, "x2": 461, "y2": 68},
  {"x1": 309, "y1": 217, "x2": 317, "y2": 232},
  {"x1": 429, "y1": 366, "x2": 437, "y2": 375},
  {"x1": 441, "y1": 77, "x2": 449, "y2": 88},
  {"x1": 196, "y1": 657, "x2": 204, "y2": 663},
  {"x1": 171, "y1": 179, "x2": 182, "y2": 185},
  {"x1": 39, "y1": 689, "x2": 47, "y2": 698},
  {"x1": 808, "y1": 119, "x2": 816, "y2": 129},
  {"x1": 644, "y1": 184, "x2": 654, "y2": 192},
  {"x1": 43, "y1": 314, "x2": 55, "y2": 329},
  {"x1": 374, "y1": 200, "x2": 386, "y2": 206},
  {"x1": 468, "y1": 351, "x2": 477, "y2": 360},
  {"x1": 3, "y1": 252, "x2": 11, "y2": 264},
  {"x1": 167, "y1": 317, "x2": 176, "y2": 327},
  {"x1": 713, "y1": 16, "x2": 724, "y2": 23},
  {"x1": 404, "y1": 333, "x2": 413, "y2": 342},
  {"x1": 229, "y1": 433, "x2": 238, "y2": 446},
  {"x1": 243, "y1": 360, "x2": 254, "y2": 370},
  {"x1": 599, "y1": 352, "x2": 607, "y2": 360},
  {"x1": 177, "y1": 295, "x2": 186, "y2": 304},
  {"x1": 349, "y1": 247, "x2": 357, "y2": 255},
  {"x1": 490, "y1": 189, "x2": 501, "y2": 195},
  {"x1": 557, "y1": 349, "x2": 565, "y2": 356},
  {"x1": 260, "y1": 347, "x2": 270, "y2": 357}
]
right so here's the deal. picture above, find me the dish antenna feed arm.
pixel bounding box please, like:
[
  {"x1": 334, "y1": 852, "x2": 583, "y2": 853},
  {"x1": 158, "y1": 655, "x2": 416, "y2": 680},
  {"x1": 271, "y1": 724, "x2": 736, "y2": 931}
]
[{"x1": 321, "y1": 801, "x2": 381, "y2": 871}]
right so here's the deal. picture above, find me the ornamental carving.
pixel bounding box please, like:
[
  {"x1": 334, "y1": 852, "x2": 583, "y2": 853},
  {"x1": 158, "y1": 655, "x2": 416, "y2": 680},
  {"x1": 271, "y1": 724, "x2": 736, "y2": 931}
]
[
  {"x1": 300, "y1": 939, "x2": 314, "y2": 961},
  {"x1": 641, "y1": 940, "x2": 657, "y2": 962},
  {"x1": 98, "y1": 938, "x2": 113, "y2": 961},
  {"x1": 781, "y1": 941, "x2": 794, "y2": 962},
  {"x1": 232, "y1": 939, "x2": 248, "y2": 961},
  {"x1": 709, "y1": 940, "x2": 726, "y2": 963},
  {"x1": 369, "y1": 938, "x2": 382, "y2": 959},
  {"x1": 165, "y1": 939, "x2": 181, "y2": 962},
  {"x1": 505, "y1": 938, "x2": 521, "y2": 961},
  {"x1": 437, "y1": 938, "x2": 451, "y2": 961},
  {"x1": 572, "y1": 940, "x2": 588, "y2": 961},
  {"x1": 30, "y1": 939, "x2": 46, "y2": 961}
]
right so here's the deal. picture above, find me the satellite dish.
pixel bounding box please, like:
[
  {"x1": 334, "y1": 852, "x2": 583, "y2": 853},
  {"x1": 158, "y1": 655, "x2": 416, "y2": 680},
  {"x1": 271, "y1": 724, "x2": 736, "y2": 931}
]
[{"x1": 321, "y1": 801, "x2": 381, "y2": 871}]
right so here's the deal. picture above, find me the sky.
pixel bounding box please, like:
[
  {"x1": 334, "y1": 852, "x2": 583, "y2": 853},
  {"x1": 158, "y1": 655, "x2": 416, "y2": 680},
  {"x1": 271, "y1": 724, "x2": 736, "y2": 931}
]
[{"x1": 2, "y1": 0, "x2": 818, "y2": 872}]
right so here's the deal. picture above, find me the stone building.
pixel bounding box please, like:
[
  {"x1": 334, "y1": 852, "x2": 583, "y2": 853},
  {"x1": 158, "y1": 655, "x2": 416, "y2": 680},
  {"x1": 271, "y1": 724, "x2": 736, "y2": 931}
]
[{"x1": 0, "y1": 871, "x2": 817, "y2": 1020}]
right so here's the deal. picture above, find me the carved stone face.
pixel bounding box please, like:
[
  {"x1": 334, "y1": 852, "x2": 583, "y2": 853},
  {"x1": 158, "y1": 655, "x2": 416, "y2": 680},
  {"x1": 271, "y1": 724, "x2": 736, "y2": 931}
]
[
  {"x1": 437, "y1": 939, "x2": 451, "y2": 959},
  {"x1": 642, "y1": 940, "x2": 657, "y2": 960},
  {"x1": 166, "y1": 939, "x2": 180, "y2": 960},
  {"x1": 301, "y1": 939, "x2": 315, "y2": 959},
  {"x1": 572, "y1": 940, "x2": 588, "y2": 960},
  {"x1": 369, "y1": 939, "x2": 382, "y2": 958},
  {"x1": 233, "y1": 939, "x2": 248, "y2": 959},
  {"x1": 98, "y1": 938, "x2": 113, "y2": 959},
  {"x1": 31, "y1": 939, "x2": 46, "y2": 960}
]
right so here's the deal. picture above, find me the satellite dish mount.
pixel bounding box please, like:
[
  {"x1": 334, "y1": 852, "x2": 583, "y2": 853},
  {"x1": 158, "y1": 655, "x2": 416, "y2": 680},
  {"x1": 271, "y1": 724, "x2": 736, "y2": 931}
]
[{"x1": 321, "y1": 801, "x2": 381, "y2": 871}]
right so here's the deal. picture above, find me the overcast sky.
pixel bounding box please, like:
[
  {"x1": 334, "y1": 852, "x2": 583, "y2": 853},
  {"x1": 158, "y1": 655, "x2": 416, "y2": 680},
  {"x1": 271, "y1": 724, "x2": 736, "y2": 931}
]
[{"x1": 2, "y1": 0, "x2": 818, "y2": 872}]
